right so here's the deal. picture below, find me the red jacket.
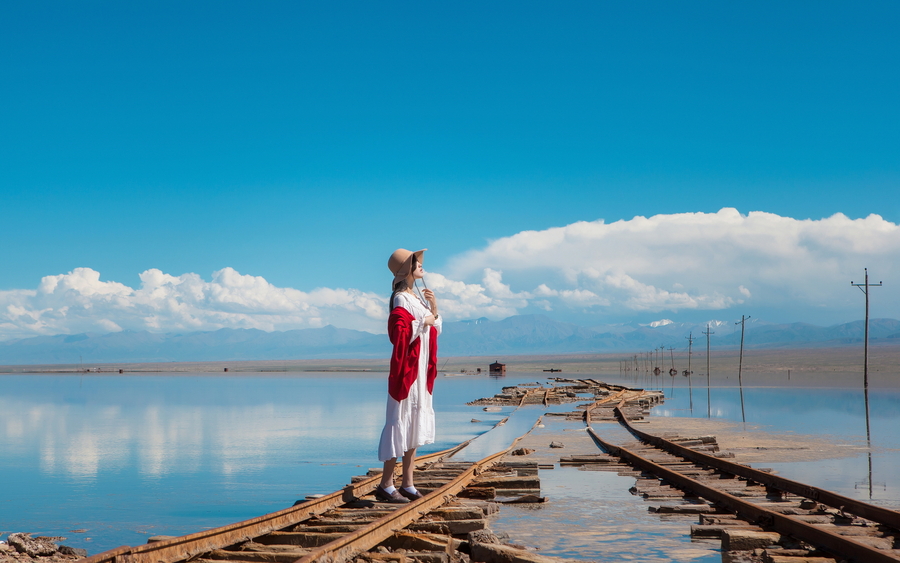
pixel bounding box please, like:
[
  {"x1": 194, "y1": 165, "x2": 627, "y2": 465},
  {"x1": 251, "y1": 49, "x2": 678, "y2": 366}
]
[{"x1": 388, "y1": 307, "x2": 438, "y2": 402}]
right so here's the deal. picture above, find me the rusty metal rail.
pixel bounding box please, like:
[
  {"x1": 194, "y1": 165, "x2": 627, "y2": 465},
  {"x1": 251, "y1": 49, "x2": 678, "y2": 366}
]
[
  {"x1": 584, "y1": 396, "x2": 900, "y2": 563},
  {"x1": 80, "y1": 436, "x2": 483, "y2": 563},
  {"x1": 296, "y1": 416, "x2": 542, "y2": 563},
  {"x1": 615, "y1": 405, "x2": 900, "y2": 531},
  {"x1": 81, "y1": 414, "x2": 541, "y2": 563}
]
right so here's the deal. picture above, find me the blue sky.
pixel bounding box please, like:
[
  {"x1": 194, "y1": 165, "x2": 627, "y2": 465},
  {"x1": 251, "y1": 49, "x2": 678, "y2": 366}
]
[{"x1": 1, "y1": 2, "x2": 899, "y2": 339}]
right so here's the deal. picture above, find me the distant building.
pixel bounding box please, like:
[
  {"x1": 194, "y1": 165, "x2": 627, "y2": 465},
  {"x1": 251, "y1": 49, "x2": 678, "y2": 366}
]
[{"x1": 489, "y1": 361, "x2": 506, "y2": 375}]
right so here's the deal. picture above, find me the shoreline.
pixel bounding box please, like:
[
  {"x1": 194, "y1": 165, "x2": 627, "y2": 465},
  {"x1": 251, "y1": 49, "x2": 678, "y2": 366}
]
[{"x1": 3, "y1": 345, "x2": 899, "y2": 388}]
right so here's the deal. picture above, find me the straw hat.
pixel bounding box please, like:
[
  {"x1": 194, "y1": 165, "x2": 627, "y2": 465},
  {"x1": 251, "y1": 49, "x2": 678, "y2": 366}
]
[{"x1": 388, "y1": 248, "x2": 426, "y2": 283}]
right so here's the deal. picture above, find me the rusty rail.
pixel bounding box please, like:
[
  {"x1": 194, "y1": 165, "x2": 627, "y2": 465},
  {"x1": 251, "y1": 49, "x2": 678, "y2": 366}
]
[
  {"x1": 517, "y1": 388, "x2": 534, "y2": 407},
  {"x1": 584, "y1": 397, "x2": 900, "y2": 563},
  {"x1": 296, "y1": 416, "x2": 543, "y2": 563},
  {"x1": 580, "y1": 387, "x2": 632, "y2": 419},
  {"x1": 80, "y1": 434, "x2": 480, "y2": 563},
  {"x1": 609, "y1": 401, "x2": 900, "y2": 531},
  {"x1": 82, "y1": 409, "x2": 540, "y2": 563}
]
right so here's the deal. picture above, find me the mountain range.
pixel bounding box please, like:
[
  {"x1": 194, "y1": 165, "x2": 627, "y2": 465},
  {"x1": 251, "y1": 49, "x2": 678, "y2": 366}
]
[{"x1": 2, "y1": 315, "x2": 899, "y2": 365}]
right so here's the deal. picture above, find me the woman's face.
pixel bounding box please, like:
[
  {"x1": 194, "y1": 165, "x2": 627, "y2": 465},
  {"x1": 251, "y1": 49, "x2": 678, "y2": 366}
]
[{"x1": 412, "y1": 259, "x2": 424, "y2": 279}]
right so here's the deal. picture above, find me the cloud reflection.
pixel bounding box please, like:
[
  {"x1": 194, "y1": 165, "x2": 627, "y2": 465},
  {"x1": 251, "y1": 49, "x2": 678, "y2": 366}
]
[{"x1": 0, "y1": 397, "x2": 382, "y2": 480}]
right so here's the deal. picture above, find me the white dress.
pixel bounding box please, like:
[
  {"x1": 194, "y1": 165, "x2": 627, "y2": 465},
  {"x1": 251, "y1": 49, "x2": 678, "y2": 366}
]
[{"x1": 378, "y1": 292, "x2": 442, "y2": 462}]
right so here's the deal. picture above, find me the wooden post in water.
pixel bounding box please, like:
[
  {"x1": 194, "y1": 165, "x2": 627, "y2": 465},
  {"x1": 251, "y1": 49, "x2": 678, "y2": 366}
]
[
  {"x1": 735, "y1": 315, "x2": 750, "y2": 424},
  {"x1": 703, "y1": 323, "x2": 714, "y2": 418}
]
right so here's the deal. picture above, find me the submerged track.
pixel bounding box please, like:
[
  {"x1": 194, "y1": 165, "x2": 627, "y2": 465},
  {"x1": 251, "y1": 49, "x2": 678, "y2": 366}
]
[
  {"x1": 566, "y1": 379, "x2": 900, "y2": 562},
  {"x1": 79, "y1": 379, "x2": 900, "y2": 563},
  {"x1": 81, "y1": 417, "x2": 544, "y2": 563}
]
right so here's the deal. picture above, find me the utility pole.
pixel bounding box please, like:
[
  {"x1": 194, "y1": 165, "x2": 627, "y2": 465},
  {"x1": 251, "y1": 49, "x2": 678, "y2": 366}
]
[
  {"x1": 851, "y1": 267, "x2": 883, "y2": 492},
  {"x1": 703, "y1": 323, "x2": 715, "y2": 418},
  {"x1": 685, "y1": 333, "x2": 695, "y2": 412},
  {"x1": 851, "y1": 268, "x2": 882, "y2": 397},
  {"x1": 684, "y1": 333, "x2": 694, "y2": 376},
  {"x1": 736, "y1": 315, "x2": 750, "y2": 424}
]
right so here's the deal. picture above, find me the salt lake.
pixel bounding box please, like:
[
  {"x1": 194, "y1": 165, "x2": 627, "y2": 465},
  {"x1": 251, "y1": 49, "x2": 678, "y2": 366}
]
[{"x1": 1, "y1": 370, "x2": 897, "y2": 555}]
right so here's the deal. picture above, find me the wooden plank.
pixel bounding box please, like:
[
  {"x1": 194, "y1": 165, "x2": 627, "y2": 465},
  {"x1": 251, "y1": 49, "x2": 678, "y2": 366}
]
[
  {"x1": 427, "y1": 507, "x2": 485, "y2": 521},
  {"x1": 766, "y1": 557, "x2": 838, "y2": 563},
  {"x1": 407, "y1": 519, "x2": 486, "y2": 535},
  {"x1": 691, "y1": 524, "x2": 761, "y2": 538},
  {"x1": 379, "y1": 532, "x2": 451, "y2": 553},
  {"x1": 648, "y1": 504, "x2": 715, "y2": 514},
  {"x1": 470, "y1": 475, "x2": 540, "y2": 489},
  {"x1": 721, "y1": 530, "x2": 782, "y2": 551},
  {"x1": 205, "y1": 548, "x2": 311, "y2": 563},
  {"x1": 254, "y1": 532, "x2": 344, "y2": 548},
  {"x1": 468, "y1": 542, "x2": 564, "y2": 563}
]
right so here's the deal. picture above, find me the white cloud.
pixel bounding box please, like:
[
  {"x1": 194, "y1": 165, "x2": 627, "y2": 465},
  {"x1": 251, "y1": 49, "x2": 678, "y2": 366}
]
[
  {"x1": 446, "y1": 208, "x2": 900, "y2": 320},
  {"x1": 423, "y1": 271, "x2": 521, "y2": 320},
  {"x1": 2, "y1": 208, "x2": 898, "y2": 340},
  {"x1": 0, "y1": 267, "x2": 387, "y2": 341},
  {"x1": 534, "y1": 284, "x2": 608, "y2": 307}
]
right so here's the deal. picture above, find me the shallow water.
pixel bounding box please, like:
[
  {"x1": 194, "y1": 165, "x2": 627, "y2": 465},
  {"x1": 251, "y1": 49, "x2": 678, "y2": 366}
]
[
  {"x1": 631, "y1": 374, "x2": 900, "y2": 509},
  {"x1": 0, "y1": 372, "x2": 522, "y2": 552},
  {"x1": 492, "y1": 466, "x2": 721, "y2": 563},
  {"x1": 1, "y1": 370, "x2": 897, "y2": 555}
]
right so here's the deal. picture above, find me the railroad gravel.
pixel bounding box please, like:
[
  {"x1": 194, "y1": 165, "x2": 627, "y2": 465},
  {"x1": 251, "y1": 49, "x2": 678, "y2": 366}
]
[{"x1": 0, "y1": 535, "x2": 84, "y2": 563}]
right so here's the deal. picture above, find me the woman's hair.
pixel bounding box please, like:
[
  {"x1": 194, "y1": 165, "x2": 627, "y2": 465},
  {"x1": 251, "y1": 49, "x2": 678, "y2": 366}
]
[{"x1": 390, "y1": 256, "x2": 416, "y2": 310}]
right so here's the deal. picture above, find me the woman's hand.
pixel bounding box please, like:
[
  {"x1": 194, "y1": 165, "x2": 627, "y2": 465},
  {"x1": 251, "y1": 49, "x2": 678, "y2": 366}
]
[{"x1": 422, "y1": 289, "x2": 438, "y2": 316}]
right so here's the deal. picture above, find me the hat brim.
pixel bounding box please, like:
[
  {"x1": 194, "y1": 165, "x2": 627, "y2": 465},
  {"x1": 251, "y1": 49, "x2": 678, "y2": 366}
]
[{"x1": 392, "y1": 248, "x2": 426, "y2": 282}]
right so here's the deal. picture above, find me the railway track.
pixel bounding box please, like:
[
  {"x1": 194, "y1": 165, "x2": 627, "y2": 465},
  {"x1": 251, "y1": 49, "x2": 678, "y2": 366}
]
[
  {"x1": 561, "y1": 379, "x2": 900, "y2": 562},
  {"x1": 78, "y1": 379, "x2": 899, "y2": 562},
  {"x1": 80, "y1": 417, "x2": 546, "y2": 563}
]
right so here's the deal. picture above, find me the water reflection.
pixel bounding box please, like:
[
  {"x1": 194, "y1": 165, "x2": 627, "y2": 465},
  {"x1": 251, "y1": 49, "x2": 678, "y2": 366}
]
[
  {"x1": 651, "y1": 382, "x2": 900, "y2": 509},
  {"x1": 492, "y1": 466, "x2": 720, "y2": 562},
  {"x1": 452, "y1": 403, "x2": 571, "y2": 462},
  {"x1": 0, "y1": 397, "x2": 385, "y2": 480},
  {"x1": 0, "y1": 372, "x2": 527, "y2": 552}
]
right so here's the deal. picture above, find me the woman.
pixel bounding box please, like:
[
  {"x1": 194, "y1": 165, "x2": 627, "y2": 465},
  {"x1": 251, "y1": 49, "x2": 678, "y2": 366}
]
[{"x1": 375, "y1": 248, "x2": 441, "y2": 503}]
